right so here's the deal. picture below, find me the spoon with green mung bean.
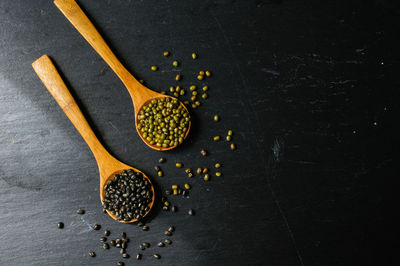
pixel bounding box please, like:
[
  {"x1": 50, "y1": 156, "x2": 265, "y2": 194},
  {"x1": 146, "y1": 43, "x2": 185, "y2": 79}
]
[{"x1": 54, "y1": 0, "x2": 191, "y2": 151}]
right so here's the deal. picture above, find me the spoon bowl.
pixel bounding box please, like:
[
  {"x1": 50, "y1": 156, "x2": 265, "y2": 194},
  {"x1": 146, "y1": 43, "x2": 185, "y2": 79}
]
[
  {"x1": 32, "y1": 55, "x2": 155, "y2": 223},
  {"x1": 54, "y1": 0, "x2": 191, "y2": 151}
]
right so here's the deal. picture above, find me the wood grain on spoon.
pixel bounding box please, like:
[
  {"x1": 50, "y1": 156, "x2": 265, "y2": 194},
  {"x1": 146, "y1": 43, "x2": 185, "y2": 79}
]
[
  {"x1": 53, "y1": 0, "x2": 191, "y2": 151},
  {"x1": 32, "y1": 55, "x2": 155, "y2": 223}
]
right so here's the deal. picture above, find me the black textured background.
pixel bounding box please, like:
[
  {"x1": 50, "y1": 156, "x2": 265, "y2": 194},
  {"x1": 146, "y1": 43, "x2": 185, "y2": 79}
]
[{"x1": 0, "y1": 0, "x2": 398, "y2": 265}]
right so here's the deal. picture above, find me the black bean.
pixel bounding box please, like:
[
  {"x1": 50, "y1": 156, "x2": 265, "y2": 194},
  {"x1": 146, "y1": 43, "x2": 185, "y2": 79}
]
[
  {"x1": 164, "y1": 231, "x2": 172, "y2": 236},
  {"x1": 188, "y1": 209, "x2": 194, "y2": 216},
  {"x1": 116, "y1": 243, "x2": 121, "y2": 248},
  {"x1": 117, "y1": 262, "x2": 124, "y2": 266},
  {"x1": 153, "y1": 254, "x2": 161, "y2": 259},
  {"x1": 121, "y1": 242, "x2": 127, "y2": 249},
  {"x1": 182, "y1": 190, "x2": 188, "y2": 197},
  {"x1": 159, "y1": 158, "x2": 166, "y2": 163},
  {"x1": 142, "y1": 225, "x2": 149, "y2": 231},
  {"x1": 164, "y1": 239, "x2": 172, "y2": 245},
  {"x1": 157, "y1": 242, "x2": 165, "y2": 247},
  {"x1": 122, "y1": 253, "x2": 129, "y2": 258},
  {"x1": 76, "y1": 208, "x2": 85, "y2": 215},
  {"x1": 171, "y1": 206, "x2": 177, "y2": 212},
  {"x1": 89, "y1": 251, "x2": 96, "y2": 257},
  {"x1": 165, "y1": 190, "x2": 172, "y2": 195},
  {"x1": 100, "y1": 237, "x2": 107, "y2": 243},
  {"x1": 120, "y1": 249, "x2": 126, "y2": 254},
  {"x1": 57, "y1": 222, "x2": 64, "y2": 229},
  {"x1": 139, "y1": 244, "x2": 145, "y2": 250},
  {"x1": 142, "y1": 242, "x2": 150, "y2": 248},
  {"x1": 122, "y1": 238, "x2": 129, "y2": 243},
  {"x1": 121, "y1": 232, "x2": 126, "y2": 238},
  {"x1": 136, "y1": 253, "x2": 142, "y2": 260},
  {"x1": 103, "y1": 243, "x2": 109, "y2": 250},
  {"x1": 110, "y1": 240, "x2": 116, "y2": 246},
  {"x1": 168, "y1": 226, "x2": 175, "y2": 232},
  {"x1": 137, "y1": 221, "x2": 144, "y2": 227},
  {"x1": 102, "y1": 169, "x2": 153, "y2": 222},
  {"x1": 104, "y1": 230, "x2": 110, "y2": 236},
  {"x1": 162, "y1": 206, "x2": 169, "y2": 211},
  {"x1": 93, "y1": 224, "x2": 101, "y2": 230},
  {"x1": 154, "y1": 166, "x2": 160, "y2": 171}
]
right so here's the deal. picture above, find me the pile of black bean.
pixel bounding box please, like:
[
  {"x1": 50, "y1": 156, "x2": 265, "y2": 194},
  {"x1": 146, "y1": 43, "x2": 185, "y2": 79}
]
[{"x1": 102, "y1": 169, "x2": 153, "y2": 222}]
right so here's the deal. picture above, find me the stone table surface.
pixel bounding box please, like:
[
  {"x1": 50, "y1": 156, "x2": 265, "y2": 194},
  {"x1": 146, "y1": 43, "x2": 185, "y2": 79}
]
[{"x1": 0, "y1": 0, "x2": 397, "y2": 265}]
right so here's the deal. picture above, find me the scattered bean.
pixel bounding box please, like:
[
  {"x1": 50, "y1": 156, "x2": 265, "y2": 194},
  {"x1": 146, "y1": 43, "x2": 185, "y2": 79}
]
[
  {"x1": 151, "y1": 66, "x2": 158, "y2": 71},
  {"x1": 163, "y1": 51, "x2": 170, "y2": 56},
  {"x1": 184, "y1": 183, "x2": 190, "y2": 189},
  {"x1": 159, "y1": 157, "x2": 166, "y2": 163},
  {"x1": 136, "y1": 253, "x2": 142, "y2": 260},
  {"x1": 153, "y1": 254, "x2": 161, "y2": 259},
  {"x1": 230, "y1": 143, "x2": 236, "y2": 150},
  {"x1": 213, "y1": 136, "x2": 221, "y2": 141},
  {"x1": 176, "y1": 162, "x2": 183, "y2": 168},
  {"x1": 188, "y1": 209, "x2": 195, "y2": 216},
  {"x1": 204, "y1": 174, "x2": 210, "y2": 181},
  {"x1": 172, "y1": 61, "x2": 179, "y2": 67},
  {"x1": 192, "y1": 53, "x2": 197, "y2": 59},
  {"x1": 89, "y1": 252, "x2": 96, "y2": 257},
  {"x1": 216, "y1": 172, "x2": 222, "y2": 176},
  {"x1": 77, "y1": 208, "x2": 85, "y2": 214},
  {"x1": 93, "y1": 224, "x2": 101, "y2": 230}
]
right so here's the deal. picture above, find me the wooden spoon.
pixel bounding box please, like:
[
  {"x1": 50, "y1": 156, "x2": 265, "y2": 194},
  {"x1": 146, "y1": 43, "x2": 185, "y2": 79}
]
[
  {"x1": 53, "y1": 0, "x2": 191, "y2": 151},
  {"x1": 32, "y1": 55, "x2": 155, "y2": 223}
]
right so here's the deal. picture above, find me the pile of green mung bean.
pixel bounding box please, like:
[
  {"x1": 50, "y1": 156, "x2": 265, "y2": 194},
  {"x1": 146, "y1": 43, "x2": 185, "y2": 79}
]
[{"x1": 137, "y1": 97, "x2": 190, "y2": 148}]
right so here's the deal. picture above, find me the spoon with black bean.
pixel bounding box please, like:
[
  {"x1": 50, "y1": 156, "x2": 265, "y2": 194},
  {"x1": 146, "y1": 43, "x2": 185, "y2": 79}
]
[{"x1": 32, "y1": 55, "x2": 155, "y2": 223}]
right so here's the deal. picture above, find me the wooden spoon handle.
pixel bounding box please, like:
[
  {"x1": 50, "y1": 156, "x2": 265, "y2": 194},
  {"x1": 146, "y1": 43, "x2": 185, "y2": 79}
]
[
  {"x1": 54, "y1": 0, "x2": 137, "y2": 86},
  {"x1": 32, "y1": 55, "x2": 109, "y2": 166}
]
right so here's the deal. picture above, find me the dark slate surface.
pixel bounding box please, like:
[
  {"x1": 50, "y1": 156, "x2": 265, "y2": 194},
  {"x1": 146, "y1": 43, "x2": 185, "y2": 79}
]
[{"x1": 0, "y1": 0, "x2": 397, "y2": 265}]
